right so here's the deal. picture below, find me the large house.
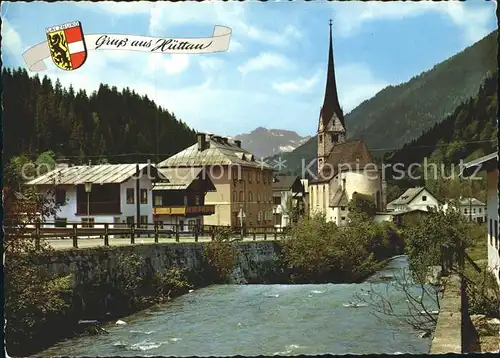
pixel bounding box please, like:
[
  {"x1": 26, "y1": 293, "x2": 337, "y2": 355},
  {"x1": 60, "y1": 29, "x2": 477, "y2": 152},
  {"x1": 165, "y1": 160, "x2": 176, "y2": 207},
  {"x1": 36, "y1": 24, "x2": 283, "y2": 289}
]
[
  {"x1": 443, "y1": 197, "x2": 487, "y2": 223},
  {"x1": 26, "y1": 163, "x2": 216, "y2": 231},
  {"x1": 158, "y1": 133, "x2": 274, "y2": 227},
  {"x1": 387, "y1": 187, "x2": 440, "y2": 213},
  {"x1": 272, "y1": 174, "x2": 305, "y2": 228},
  {"x1": 461, "y1": 152, "x2": 499, "y2": 286},
  {"x1": 308, "y1": 22, "x2": 387, "y2": 226}
]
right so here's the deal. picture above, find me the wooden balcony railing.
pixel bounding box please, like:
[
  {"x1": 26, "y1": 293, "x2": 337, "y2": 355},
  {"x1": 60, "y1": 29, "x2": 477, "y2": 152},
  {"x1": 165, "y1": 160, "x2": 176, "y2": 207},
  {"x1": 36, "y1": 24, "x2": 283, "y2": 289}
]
[{"x1": 153, "y1": 205, "x2": 215, "y2": 216}]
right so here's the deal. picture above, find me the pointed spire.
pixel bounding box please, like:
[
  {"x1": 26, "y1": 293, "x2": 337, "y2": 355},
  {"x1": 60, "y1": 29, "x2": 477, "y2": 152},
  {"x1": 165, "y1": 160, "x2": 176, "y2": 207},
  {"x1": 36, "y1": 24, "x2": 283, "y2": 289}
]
[{"x1": 321, "y1": 19, "x2": 344, "y2": 127}]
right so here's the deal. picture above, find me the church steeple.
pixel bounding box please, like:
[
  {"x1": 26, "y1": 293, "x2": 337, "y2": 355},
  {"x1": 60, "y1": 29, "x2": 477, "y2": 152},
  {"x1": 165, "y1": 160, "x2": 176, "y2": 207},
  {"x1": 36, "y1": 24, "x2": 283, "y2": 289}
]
[
  {"x1": 321, "y1": 19, "x2": 344, "y2": 127},
  {"x1": 317, "y1": 20, "x2": 346, "y2": 174}
]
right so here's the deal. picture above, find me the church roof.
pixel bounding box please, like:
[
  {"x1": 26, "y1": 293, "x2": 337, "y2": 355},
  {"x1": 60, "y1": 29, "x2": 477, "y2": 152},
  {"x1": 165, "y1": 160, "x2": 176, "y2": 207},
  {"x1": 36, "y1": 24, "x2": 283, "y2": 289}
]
[
  {"x1": 320, "y1": 20, "x2": 344, "y2": 128},
  {"x1": 272, "y1": 174, "x2": 304, "y2": 192},
  {"x1": 311, "y1": 140, "x2": 374, "y2": 183}
]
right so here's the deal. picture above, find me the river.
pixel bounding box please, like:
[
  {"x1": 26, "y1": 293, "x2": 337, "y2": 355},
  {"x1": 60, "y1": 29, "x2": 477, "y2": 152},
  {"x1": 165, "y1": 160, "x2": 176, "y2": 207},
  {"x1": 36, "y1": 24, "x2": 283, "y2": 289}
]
[{"x1": 38, "y1": 256, "x2": 436, "y2": 356}]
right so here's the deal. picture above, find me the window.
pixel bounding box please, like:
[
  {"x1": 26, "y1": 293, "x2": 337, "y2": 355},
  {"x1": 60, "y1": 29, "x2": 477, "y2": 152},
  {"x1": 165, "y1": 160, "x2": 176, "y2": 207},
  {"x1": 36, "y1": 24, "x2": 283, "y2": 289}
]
[
  {"x1": 195, "y1": 195, "x2": 201, "y2": 205},
  {"x1": 55, "y1": 217, "x2": 67, "y2": 228},
  {"x1": 479, "y1": 208, "x2": 482, "y2": 213},
  {"x1": 341, "y1": 216, "x2": 346, "y2": 221},
  {"x1": 248, "y1": 171, "x2": 252, "y2": 183},
  {"x1": 179, "y1": 220, "x2": 184, "y2": 231},
  {"x1": 55, "y1": 189, "x2": 66, "y2": 205},
  {"x1": 257, "y1": 172, "x2": 261, "y2": 183},
  {"x1": 154, "y1": 195, "x2": 162, "y2": 206},
  {"x1": 464, "y1": 209, "x2": 468, "y2": 214},
  {"x1": 422, "y1": 195, "x2": 427, "y2": 202},
  {"x1": 126, "y1": 188, "x2": 135, "y2": 204},
  {"x1": 341, "y1": 206, "x2": 346, "y2": 211},
  {"x1": 239, "y1": 191, "x2": 244, "y2": 202},
  {"x1": 183, "y1": 195, "x2": 188, "y2": 205},
  {"x1": 126, "y1": 216, "x2": 134, "y2": 227},
  {"x1": 140, "y1": 189, "x2": 148, "y2": 204},
  {"x1": 274, "y1": 196, "x2": 281, "y2": 205},
  {"x1": 258, "y1": 193, "x2": 261, "y2": 202},
  {"x1": 495, "y1": 220, "x2": 498, "y2": 248},
  {"x1": 233, "y1": 191, "x2": 237, "y2": 202},
  {"x1": 140, "y1": 215, "x2": 148, "y2": 228},
  {"x1": 490, "y1": 219, "x2": 493, "y2": 246},
  {"x1": 156, "y1": 220, "x2": 164, "y2": 229},
  {"x1": 82, "y1": 217, "x2": 95, "y2": 228},
  {"x1": 188, "y1": 220, "x2": 196, "y2": 231},
  {"x1": 319, "y1": 134, "x2": 323, "y2": 143},
  {"x1": 248, "y1": 191, "x2": 253, "y2": 202},
  {"x1": 473, "y1": 208, "x2": 476, "y2": 213}
]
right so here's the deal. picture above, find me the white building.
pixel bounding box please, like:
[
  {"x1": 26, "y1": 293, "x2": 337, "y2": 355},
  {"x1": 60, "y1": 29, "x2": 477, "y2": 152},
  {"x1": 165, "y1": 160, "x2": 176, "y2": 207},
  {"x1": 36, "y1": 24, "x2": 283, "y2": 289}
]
[
  {"x1": 443, "y1": 197, "x2": 487, "y2": 223},
  {"x1": 26, "y1": 163, "x2": 216, "y2": 232},
  {"x1": 272, "y1": 175, "x2": 305, "y2": 228},
  {"x1": 307, "y1": 22, "x2": 386, "y2": 226},
  {"x1": 462, "y1": 153, "x2": 499, "y2": 286},
  {"x1": 387, "y1": 187, "x2": 440, "y2": 213}
]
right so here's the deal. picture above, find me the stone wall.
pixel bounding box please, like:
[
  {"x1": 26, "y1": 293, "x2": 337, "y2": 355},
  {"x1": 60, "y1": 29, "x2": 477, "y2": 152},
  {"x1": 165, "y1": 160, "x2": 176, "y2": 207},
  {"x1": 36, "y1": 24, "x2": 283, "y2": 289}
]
[
  {"x1": 36, "y1": 241, "x2": 284, "y2": 286},
  {"x1": 429, "y1": 275, "x2": 463, "y2": 354}
]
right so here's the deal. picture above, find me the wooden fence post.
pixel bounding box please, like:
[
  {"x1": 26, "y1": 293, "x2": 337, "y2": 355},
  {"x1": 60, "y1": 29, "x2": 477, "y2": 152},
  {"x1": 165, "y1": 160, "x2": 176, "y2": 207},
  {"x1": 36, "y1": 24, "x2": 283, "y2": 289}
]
[
  {"x1": 175, "y1": 224, "x2": 180, "y2": 242},
  {"x1": 130, "y1": 223, "x2": 135, "y2": 244},
  {"x1": 72, "y1": 223, "x2": 78, "y2": 248},
  {"x1": 104, "y1": 223, "x2": 109, "y2": 247},
  {"x1": 154, "y1": 222, "x2": 159, "y2": 243},
  {"x1": 194, "y1": 224, "x2": 199, "y2": 242},
  {"x1": 263, "y1": 227, "x2": 267, "y2": 241},
  {"x1": 274, "y1": 227, "x2": 277, "y2": 240},
  {"x1": 253, "y1": 227, "x2": 256, "y2": 241},
  {"x1": 35, "y1": 221, "x2": 41, "y2": 250},
  {"x1": 211, "y1": 226, "x2": 215, "y2": 241}
]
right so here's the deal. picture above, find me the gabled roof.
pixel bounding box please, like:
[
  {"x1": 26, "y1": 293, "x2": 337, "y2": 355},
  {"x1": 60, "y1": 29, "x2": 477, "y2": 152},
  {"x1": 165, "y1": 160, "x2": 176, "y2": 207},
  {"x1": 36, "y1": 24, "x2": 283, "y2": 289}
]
[
  {"x1": 461, "y1": 152, "x2": 498, "y2": 176},
  {"x1": 457, "y1": 197, "x2": 486, "y2": 206},
  {"x1": 329, "y1": 187, "x2": 349, "y2": 207},
  {"x1": 153, "y1": 167, "x2": 215, "y2": 191},
  {"x1": 26, "y1": 163, "x2": 162, "y2": 185},
  {"x1": 388, "y1": 187, "x2": 436, "y2": 206},
  {"x1": 158, "y1": 134, "x2": 272, "y2": 169},
  {"x1": 311, "y1": 140, "x2": 374, "y2": 183},
  {"x1": 272, "y1": 175, "x2": 303, "y2": 192}
]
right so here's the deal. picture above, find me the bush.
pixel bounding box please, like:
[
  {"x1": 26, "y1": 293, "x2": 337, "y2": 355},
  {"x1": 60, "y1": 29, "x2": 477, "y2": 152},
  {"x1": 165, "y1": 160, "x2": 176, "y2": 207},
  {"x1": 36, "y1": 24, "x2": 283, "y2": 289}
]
[
  {"x1": 466, "y1": 264, "x2": 500, "y2": 318},
  {"x1": 203, "y1": 228, "x2": 239, "y2": 283}
]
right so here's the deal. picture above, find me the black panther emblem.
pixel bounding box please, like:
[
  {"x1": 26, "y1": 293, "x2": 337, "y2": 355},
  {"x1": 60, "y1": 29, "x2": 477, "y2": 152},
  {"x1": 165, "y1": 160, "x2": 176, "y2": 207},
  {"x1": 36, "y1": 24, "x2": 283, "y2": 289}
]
[{"x1": 48, "y1": 33, "x2": 72, "y2": 70}]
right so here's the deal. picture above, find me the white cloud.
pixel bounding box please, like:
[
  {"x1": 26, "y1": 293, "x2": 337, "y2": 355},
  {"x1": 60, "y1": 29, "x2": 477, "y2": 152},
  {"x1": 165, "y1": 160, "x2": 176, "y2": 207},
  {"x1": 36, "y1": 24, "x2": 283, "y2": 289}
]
[
  {"x1": 333, "y1": 1, "x2": 495, "y2": 44},
  {"x1": 199, "y1": 57, "x2": 225, "y2": 72},
  {"x1": 272, "y1": 70, "x2": 322, "y2": 94},
  {"x1": 238, "y1": 52, "x2": 294, "y2": 75},
  {"x1": 1, "y1": 18, "x2": 24, "y2": 56},
  {"x1": 147, "y1": 53, "x2": 190, "y2": 75}
]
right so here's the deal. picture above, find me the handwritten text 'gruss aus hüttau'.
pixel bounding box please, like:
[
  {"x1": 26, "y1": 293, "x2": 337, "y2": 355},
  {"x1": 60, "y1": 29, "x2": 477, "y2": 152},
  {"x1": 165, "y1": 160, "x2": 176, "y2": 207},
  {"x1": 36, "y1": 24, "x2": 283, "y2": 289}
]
[{"x1": 94, "y1": 35, "x2": 213, "y2": 52}]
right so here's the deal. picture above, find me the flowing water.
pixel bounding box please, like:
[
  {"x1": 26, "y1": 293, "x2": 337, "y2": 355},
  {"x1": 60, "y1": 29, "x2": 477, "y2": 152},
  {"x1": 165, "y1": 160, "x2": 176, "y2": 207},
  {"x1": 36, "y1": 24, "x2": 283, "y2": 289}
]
[{"x1": 39, "y1": 256, "x2": 435, "y2": 356}]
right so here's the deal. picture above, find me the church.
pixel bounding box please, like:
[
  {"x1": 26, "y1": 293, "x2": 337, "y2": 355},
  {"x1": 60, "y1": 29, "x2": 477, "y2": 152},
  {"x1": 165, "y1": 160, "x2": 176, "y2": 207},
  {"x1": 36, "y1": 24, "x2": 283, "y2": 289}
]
[{"x1": 308, "y1": 21, "x2": 387, "y2": 225}]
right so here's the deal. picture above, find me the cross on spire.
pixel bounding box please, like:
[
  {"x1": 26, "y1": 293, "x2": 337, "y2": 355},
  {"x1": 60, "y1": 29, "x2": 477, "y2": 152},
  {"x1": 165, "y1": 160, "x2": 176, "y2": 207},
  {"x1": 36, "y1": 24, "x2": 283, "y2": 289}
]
[{"x1": 329, "y1": 19, "x2": 332, "y2": 27}]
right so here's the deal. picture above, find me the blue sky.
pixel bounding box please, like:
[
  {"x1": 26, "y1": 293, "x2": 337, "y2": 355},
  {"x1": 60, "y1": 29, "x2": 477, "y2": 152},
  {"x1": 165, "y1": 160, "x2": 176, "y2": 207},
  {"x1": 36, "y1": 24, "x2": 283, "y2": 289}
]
[{"x1": 1, "y1": 1, "x2": 497, "y2": 137}]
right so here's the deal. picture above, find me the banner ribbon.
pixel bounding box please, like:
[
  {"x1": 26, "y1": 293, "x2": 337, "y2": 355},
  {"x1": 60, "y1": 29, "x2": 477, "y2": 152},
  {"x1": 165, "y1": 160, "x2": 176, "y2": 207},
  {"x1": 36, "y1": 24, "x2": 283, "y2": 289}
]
[{"x1": 23, "y1": 25, "x2": 232, "y2": 72}]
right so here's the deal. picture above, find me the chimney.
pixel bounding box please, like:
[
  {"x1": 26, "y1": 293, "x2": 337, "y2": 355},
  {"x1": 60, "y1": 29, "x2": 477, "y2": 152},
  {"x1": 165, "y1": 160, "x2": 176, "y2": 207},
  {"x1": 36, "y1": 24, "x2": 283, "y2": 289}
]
[
  {"x1": 197, "y1": 132, "x2": 207, "y2": 152},
  {"x1": 234, "y1": 140, "x2": 242, "y2": 148},
  {"x1": 56, "y1": 156, "x2": 70, "y2": 170}
]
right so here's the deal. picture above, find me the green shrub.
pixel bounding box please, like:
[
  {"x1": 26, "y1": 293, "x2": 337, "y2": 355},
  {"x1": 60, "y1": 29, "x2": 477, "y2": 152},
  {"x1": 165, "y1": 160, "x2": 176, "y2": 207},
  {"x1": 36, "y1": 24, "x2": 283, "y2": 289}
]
[{"x1": 203, "y1": 228, "x2": 239, "y2": 283}]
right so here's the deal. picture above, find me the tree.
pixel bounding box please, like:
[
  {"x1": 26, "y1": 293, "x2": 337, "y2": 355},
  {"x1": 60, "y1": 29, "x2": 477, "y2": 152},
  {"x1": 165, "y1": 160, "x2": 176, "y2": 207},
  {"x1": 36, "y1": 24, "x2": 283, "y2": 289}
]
[{"x1": 348, "y1": 192, "x2": 377, "y2": 220}]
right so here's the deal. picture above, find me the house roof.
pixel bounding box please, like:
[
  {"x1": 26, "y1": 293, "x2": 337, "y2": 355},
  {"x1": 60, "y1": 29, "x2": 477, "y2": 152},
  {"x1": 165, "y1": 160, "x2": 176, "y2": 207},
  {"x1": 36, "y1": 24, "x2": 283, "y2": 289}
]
[
  {"x1": 153, "y1": 167, "x2": 215, "y2": 191},
  {"x1": 388, "y1": 187, "x2": 431, "y2": 206},
  {"x1": 26, "y1": 163, "x2": 162, "y2": 185},
  {"x1": 461, "y1": 152, "x2": 498, "y2": 176},
  {"x1": 272, "y1": 175, "x2": 303, "y2": 192},
  {"x1": 310, "y1": 140, "x2": 374, "y2": 183},
  {"x1": 158, "y1": 134, "x2": 272, "y2": 169},
  {"x1": 457, "y1": 197, "x2": 486, "y2": 206},
  {"x1": 330, "y1": 187, "x2": 349, "y2": 207},
  {"x1": 391, "y1": 208, "x2": 429, "y2": 216}
]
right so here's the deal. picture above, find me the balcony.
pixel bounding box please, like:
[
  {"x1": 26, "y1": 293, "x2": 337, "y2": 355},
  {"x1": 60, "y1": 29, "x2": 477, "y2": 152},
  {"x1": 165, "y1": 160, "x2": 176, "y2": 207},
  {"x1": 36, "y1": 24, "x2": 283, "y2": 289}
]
[{"x1": 153, "y1": 205, "x2": 215, "y2": 216}]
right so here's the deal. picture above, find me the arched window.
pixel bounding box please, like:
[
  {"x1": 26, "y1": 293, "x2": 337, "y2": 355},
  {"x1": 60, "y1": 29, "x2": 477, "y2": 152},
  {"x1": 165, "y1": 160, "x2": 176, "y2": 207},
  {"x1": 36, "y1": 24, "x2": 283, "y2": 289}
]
[
  {"x1": 233, "y1": 191, "x2": 237, "y2": 202},
  {"x1": 249, "y1": 191, "x2": 253, "y2": 202},
  {"x1": 239, "y1": 191, "x2": 244, "y2": 202}
]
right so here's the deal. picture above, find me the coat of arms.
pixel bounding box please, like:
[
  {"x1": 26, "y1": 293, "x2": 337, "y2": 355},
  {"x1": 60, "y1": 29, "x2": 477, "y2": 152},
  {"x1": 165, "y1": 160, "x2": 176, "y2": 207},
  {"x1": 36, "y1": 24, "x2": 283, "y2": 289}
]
[{"x1": 46, "y1": 21, "x2": 87, "y2": 71}]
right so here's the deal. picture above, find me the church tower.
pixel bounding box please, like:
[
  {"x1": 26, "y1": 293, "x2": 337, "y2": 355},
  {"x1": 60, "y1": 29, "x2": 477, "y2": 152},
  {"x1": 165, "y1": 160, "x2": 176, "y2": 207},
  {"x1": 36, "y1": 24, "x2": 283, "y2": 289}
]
[{"x1": 317, "y1": 20, "x2": 346, "y2": 173}]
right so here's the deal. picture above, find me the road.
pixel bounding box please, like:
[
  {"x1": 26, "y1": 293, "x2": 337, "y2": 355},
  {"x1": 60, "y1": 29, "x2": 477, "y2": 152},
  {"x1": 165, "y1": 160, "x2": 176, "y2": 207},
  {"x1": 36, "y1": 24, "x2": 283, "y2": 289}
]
[{"x1": 44, "y1": 235, "x2": 282, "y2": 250}]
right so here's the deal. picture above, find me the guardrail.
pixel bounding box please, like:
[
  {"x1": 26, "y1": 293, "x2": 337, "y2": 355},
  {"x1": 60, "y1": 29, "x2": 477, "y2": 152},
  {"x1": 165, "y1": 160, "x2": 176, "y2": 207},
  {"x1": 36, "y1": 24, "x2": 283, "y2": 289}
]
[{"x1": 4, "y1": 222, "x2": 290, "y2": 249}]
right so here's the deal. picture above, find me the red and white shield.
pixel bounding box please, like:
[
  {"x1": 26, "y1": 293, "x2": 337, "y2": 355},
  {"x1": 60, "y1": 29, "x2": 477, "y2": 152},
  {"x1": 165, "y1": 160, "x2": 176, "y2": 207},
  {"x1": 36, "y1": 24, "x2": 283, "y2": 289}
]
[{"x1": 46, "y1": 21, "x2": 87, "y2": 71}]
